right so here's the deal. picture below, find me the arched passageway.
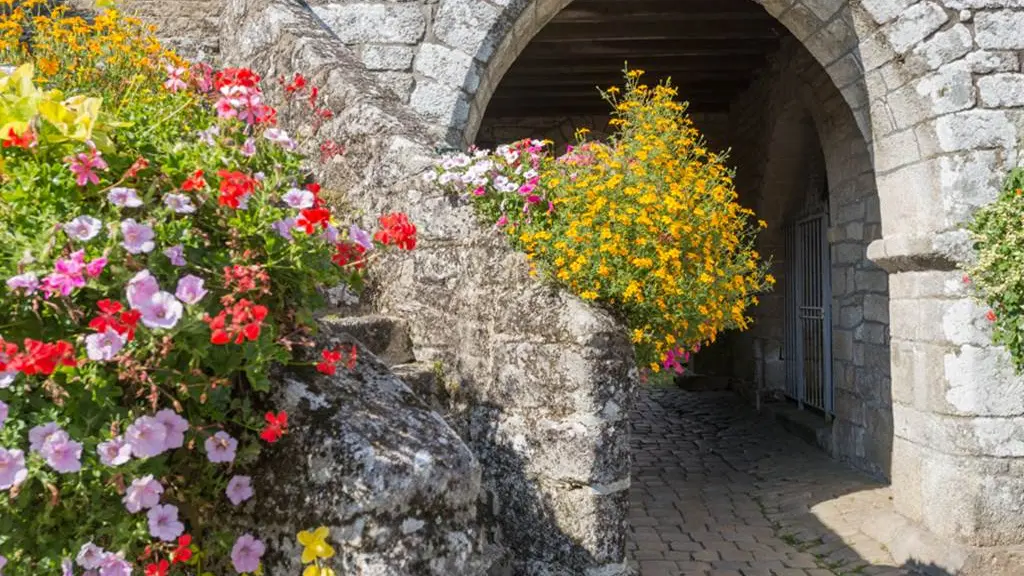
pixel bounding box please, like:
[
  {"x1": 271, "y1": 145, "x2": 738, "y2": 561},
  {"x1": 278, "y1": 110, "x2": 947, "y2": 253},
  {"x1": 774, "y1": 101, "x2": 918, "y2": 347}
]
[
  {"x1": 470, "y1": 0, "x2": 899, "y2": 573},
  {"x1": 474, "y1": 0, "x2": 893, "y2": 484}
]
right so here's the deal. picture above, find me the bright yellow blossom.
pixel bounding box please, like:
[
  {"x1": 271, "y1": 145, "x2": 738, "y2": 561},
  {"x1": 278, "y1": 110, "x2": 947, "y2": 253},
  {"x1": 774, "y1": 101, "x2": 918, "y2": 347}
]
[{"x1": 298, "y1": 527, "x2": 335, "y2": 564}]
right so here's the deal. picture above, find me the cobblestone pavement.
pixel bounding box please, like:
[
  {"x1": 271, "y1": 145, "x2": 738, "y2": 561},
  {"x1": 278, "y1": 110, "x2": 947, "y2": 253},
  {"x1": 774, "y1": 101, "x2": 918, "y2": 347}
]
[{"x1": 628, "y1": 388, "x2": 912, "y2": 576}]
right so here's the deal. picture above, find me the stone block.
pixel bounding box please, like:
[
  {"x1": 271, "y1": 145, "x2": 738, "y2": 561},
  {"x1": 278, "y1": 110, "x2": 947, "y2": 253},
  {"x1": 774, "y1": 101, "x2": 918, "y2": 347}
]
[
  {"x1": 890, "y1": 436, "x2": 924, "y2": 522},
  {"x1": 915, "y1": 61, "x2": 976, "y2": 117},
  {"x1": 360, "y1": 44, "x2": 416, "y2": 71},
  {"x1": 976, "y1": 10, "x2": 1024, "y2": 50},
  {"x1": 944, "y1": 344, "x2": 1024, "y2": 417},
  {"x1": 884, "y1": 1, "x2": 949, "y2": 54},
  {"x1": 863, "y1": 294, "x2": 889, "y2": 323},
  {"x1": 834, "y1": 329, "x2": 855, "y2": 361},
  {"x1": 919, "y1": 447, "x2": 1024, "y2": 546},
  {"x1": 860, "y1": 0, "x2": 920, "y2": 25},
  {"x1": 312, "y1": 3, "x2": 426, "y2": 44},
  {"x1": 434, "y1": 0, "x2": 503, "y2": 62},
  {"x1": 415, "y1": 43, "x2": 480, "y2": 92},
  {"x1": 978, "y1": 73, "x2": 1024, "y2": 107},
  {"x1": 410, "y1": 77, "x2": 470, "y2": 125},
  {"x1": 912, "y1": 23, "x2": 972, "y2": 70},
  {"x1": 855, "y1": 269, "x2": 889, "y2": 294},
  {"x1": 245, "y1": 337, "x2": 486, "y2": 575}
]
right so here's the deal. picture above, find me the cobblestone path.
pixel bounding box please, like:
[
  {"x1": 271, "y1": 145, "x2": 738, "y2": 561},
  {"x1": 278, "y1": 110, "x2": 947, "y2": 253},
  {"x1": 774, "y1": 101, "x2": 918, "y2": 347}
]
[{"x1": 628, "y1": 388, "x2": 912, "y2": 576}]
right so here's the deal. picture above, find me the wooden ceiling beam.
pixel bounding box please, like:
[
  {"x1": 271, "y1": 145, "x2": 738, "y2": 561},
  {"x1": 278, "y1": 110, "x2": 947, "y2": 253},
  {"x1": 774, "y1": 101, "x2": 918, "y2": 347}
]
[
  {"x1": 515, "y1": 38, "x2": 780, "y2": 60},
  {"x1": 498, "y1": 71, "x2": 757, "y2": 90},
  {"x1": 531, "y1": 20, "x2": 785, "y2": 43}
]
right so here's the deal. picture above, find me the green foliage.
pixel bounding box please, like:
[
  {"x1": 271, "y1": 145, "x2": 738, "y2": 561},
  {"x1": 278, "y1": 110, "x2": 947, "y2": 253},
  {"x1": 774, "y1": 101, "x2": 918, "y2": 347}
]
[{"x1": 968, "y1": 168, "x2": 1024, "y2": 371}]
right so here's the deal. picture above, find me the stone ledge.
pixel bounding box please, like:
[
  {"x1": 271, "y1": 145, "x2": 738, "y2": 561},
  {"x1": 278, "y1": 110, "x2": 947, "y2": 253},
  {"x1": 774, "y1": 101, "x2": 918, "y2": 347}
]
[{"x1": 866, "y1": 232, "x2": 972, "y2": 273}]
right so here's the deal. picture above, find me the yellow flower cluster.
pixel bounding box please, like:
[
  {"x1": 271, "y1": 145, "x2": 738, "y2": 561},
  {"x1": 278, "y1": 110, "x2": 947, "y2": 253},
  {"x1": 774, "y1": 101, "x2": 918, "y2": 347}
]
[
  {"x1": 511, "y1": 71, "x2": 774, "y2": 369},
  {"x1": 0, "y1": 2, "x2": 181, "y2": 89}
]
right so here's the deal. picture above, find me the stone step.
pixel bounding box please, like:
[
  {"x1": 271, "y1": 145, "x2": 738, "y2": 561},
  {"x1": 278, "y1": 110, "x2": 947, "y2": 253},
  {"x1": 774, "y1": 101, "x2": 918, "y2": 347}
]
[
  {"x1": 319, "y1": 314, "x2": 415, "y2": 367},
  {"x1": 391, "y1": 361, "x2": 449, "y2": 413}
]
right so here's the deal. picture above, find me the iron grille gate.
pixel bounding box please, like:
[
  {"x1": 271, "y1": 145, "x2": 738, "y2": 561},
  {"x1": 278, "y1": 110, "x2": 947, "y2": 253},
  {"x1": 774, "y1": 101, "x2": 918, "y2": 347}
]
[{"x1": 784, "y1": 214, "x2": 834, "y2": 415}]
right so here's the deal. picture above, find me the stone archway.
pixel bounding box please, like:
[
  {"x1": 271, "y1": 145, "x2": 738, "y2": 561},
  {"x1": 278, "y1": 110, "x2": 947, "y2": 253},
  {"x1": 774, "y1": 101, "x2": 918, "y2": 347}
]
[{"x1": 435, "y1": 0, "x2": 1024, "y2": 565}]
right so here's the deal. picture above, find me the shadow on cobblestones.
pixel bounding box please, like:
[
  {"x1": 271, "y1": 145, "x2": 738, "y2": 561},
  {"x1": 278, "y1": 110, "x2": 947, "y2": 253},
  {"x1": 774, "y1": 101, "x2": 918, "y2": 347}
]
[{"x1": 627, "y1": 387, "x2": 938, "y2": 576}]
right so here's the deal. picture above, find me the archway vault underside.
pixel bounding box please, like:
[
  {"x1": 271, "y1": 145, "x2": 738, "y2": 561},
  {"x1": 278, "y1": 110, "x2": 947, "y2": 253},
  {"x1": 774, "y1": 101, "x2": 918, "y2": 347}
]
[{"x1": 485, "y1": 0, "x2": 786, "y2": 118}]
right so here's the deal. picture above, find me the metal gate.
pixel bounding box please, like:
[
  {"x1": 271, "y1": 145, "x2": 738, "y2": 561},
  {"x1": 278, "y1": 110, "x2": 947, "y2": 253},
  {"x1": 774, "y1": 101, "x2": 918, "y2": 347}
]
[{"x1": 784, "y1": 214, "x2": 834, "y2": 415}]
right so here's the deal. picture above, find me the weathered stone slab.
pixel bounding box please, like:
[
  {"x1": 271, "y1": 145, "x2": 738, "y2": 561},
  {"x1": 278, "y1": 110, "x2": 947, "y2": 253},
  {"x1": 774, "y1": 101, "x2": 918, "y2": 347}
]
[{"x1": 243, "y1": 333, "x2": 487, "y2": 575}]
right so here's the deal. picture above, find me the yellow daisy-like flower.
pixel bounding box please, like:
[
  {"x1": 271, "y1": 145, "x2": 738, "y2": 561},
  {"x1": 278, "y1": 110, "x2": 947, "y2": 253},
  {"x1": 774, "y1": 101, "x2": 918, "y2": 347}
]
[{"x1": 297, "y1": 527, "x2": 335, "y2": 564}]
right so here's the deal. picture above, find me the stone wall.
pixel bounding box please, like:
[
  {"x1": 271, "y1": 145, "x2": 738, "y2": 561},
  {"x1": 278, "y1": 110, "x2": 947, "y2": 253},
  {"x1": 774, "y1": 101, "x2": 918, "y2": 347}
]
[
  {"x1": 216, "y1": 0, "x2": 636, "y2": 574},
  {"x1": 726, "y1": 37, "x2": 893, "y2": 480}
]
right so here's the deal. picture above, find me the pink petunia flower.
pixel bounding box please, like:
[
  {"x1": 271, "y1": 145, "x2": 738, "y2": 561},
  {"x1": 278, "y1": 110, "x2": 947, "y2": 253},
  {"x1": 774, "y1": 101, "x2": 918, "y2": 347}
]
[
  {"x1": 6, "y1": 272, "x2": 38, "y2": 294},
  {"x1": 98, "y1": 552, "x2": 132, "y2": 576},
  {"x1": 126, "y1": 415, "x2": 168, "y2": 458},
  {"x1": 40, "y1": 432, "x2": 83, "y2": 473},
  {"x1": 76, "y1": 542, "x2": 106, "y2": 569},
  {"x1": 127, "y1": 270, "x2": 160, "y2": 310},
  {"x1": 263, "y1": 127, "x2": 296, "y2": 150},
  {"x1": 108, "y1": 187, "x2": 143, "y2": 208},
  {"x1": 0, "y1": 400, "x2": 6, "y2": 428},
  {"x1": 97, "y1": 436, "x2": 132, "y2": 467},
  {"x1": 124, "y1": 474, "x2": 164, "y2": 513},
  {"x1": 0, "y1": 448, "x2": 27, "y2": 490},
  {"x1": 41, "y1": 250, "x2": 89, "y2": 297},
  {"x1": 85, "y1": 257, "x2": 107, "y2": 278},
  {"x1": 148, "y1": 504, "x2": 185, "y2": 542},
  {"x1": 164, "y1": 245, "x2": 187, "y2": 267},
  {"x1": 65, "y1": 148, "x2": 108, "y2": 186},
  {"x1": 204, "y1": 431, "x2": 237, "y2": 464},
  {"x1": 139, "y1": 291, "x2": 183, "y2": 330},
  {"x1": 225, "y1": 475, "x2": 254, "y2": 506},
  {"x1": 154, "y1": 409, "x2": 189, "y2": 450},
  {"x1": 163, "y1": 65, "x2": 187, "y2": 92},
  {"x1": 282, "y1": 188, "x2": 314, "y2": 209},
  {"x1": 0, "y1": 554, "x2": 6, "y2": 575},
  {"x1": 163, "y1": 193, "x2": 196, "y2": 214},
  {"x1": 85, "y1": 328, "x2": 126, "y2": 362},
  {"x1": 272, "y1": 218, "x2": 296, "y2": 241},
  {"x1": 241, "y1": 138, "x2": 256, "y2": 157},
  {"x1": 64, "y1": 215, "x2": 103, "y2": 242},
  {"x1": 230, "y1": 534, "x2": 265, "y2": 574},
  {"x1": 175, "y1": 275, "x2": 207, "y2": 305},
  {"x1": 349, "y1": 225, "x2": 374, "y2": 251},
  {"x1": 29, "y1": 422, "x2": 63, "y2": 452},
  {"x1": 120, "y1": 219, "x2": 156, "y2": 254}
]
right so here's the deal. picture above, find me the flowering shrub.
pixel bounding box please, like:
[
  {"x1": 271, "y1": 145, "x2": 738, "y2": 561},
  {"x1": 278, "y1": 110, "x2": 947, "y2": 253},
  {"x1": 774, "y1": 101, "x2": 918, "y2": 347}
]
[
  {"x1": 968, "y1": 168, "x2": 1024, "y2": 370},
  {"x1": 0, "y1": 5, "x2": 414, "y2": 574},
  {"x1": 432, "y1": 71, "x2": 773, "y2": 372}
]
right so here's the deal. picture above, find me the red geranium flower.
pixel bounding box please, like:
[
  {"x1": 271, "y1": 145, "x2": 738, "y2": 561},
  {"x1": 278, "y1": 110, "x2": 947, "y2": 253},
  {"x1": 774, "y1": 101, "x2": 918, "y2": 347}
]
[
  {"x1": 260, "y1": 411, "x2": 288, "y2": 443},
  {"x1": 316, "y1": 348, "x2": 342, "y2": 375},
  {"x1": 285, "y1": 73, "x2": 306, "y2": 93},
  {"x1": 204, "y1": 299, "x2": 269, "y2": 345},
  {"x1": 216, "y1": 170, "x2": 257, "y2": 209},
  {"x1": 2, "y1": 127, "x2": 35, "y2": 149},
  {"x1": 296, "y1": 208, "x2": 331, "y2": 235},
  {"x1": 331, "y1": 242, "x2": 366, "y2": 269},
  {"x1": 987, "y1": 310, "x2": 997, "y2": 322},
  {"x1": 145, "y1": 559, "x2": 169, "y2": 576},
  {"x1": 7, "y1": 339, "x2": 76, "y2": 375},
  {"x1": 171, "y1": 534, "x2": 193, "y2": 564},
  {"x1": 374, "y1": 213, "x2": 417, "y2": 251},
  {"x1": 181, "y1": 169, "x2": 207, "y2": 191}
]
